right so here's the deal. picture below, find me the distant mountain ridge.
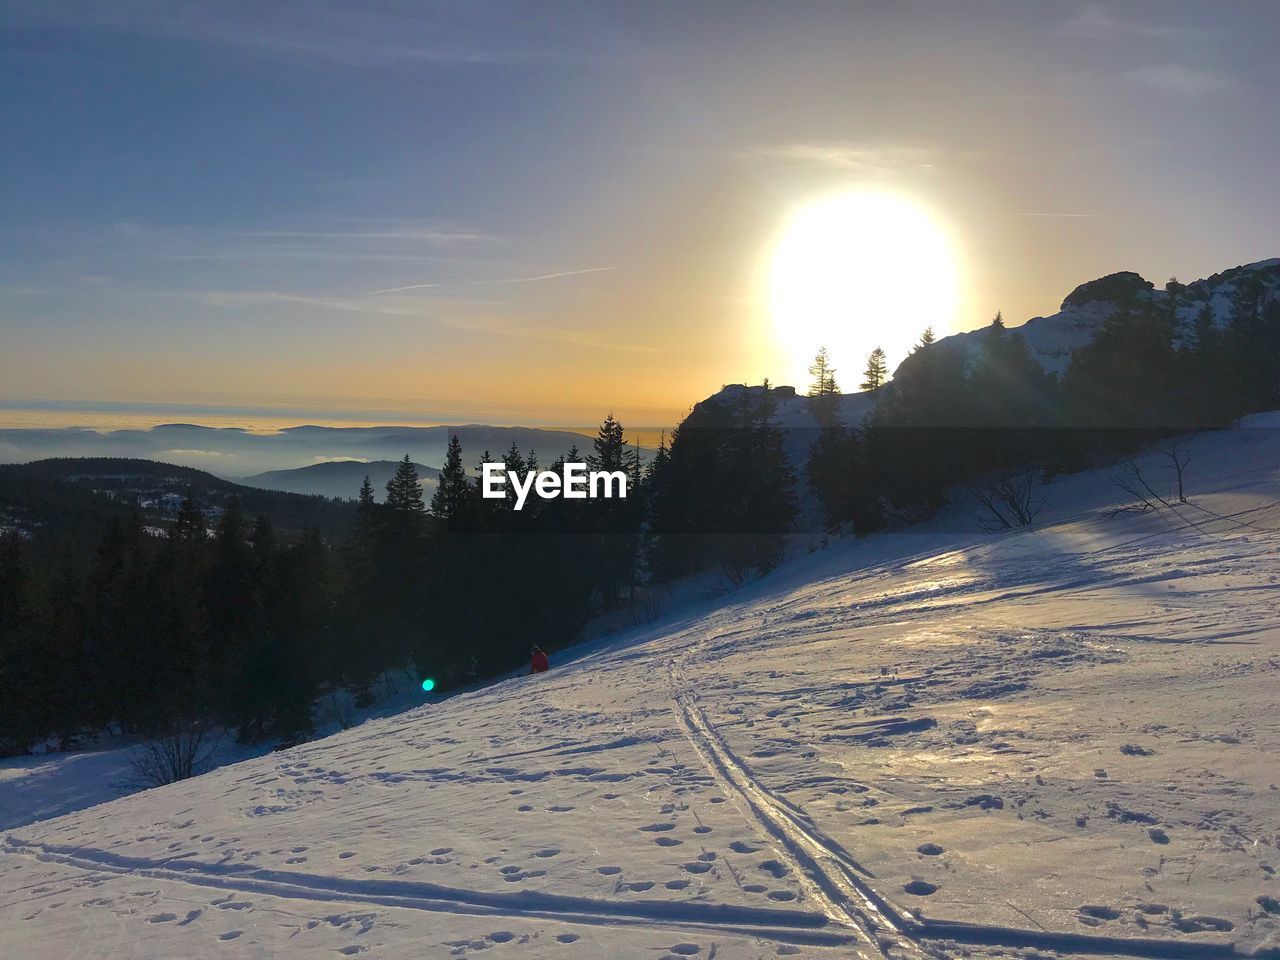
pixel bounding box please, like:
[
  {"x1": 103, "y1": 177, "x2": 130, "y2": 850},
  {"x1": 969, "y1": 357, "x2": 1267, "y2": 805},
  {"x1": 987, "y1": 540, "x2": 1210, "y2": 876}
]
[
  {"x1": 0, "y1": 423, "x2": 601, "y2": 478},
  {"x1": 242, "y1": 460, "x2": 442, "y2": 502}
]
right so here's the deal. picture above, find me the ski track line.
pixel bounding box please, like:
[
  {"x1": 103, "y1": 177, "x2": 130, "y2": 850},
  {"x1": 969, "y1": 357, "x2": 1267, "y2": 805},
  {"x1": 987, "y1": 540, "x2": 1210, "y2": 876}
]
[
  {"x1": 669, "y1": 649, "x2": 1277, "y2": 960},
  {"x1": 669, "y1": 651, "x2": 917, "y2": 960},
  {"x1": 0, "y1": 836, "x2": 858, "y2": 948}
]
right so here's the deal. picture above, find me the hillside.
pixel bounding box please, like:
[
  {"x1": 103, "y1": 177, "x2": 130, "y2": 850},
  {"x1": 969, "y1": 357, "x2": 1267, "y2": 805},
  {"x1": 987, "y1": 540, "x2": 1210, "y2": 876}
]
[
  {"x1": 4, "y1": 415, "x2": 1278, "y2": 958},
  {"x1": 241, "y1": 460, "x2": 442, "y2": 502},
  {"x1": 0, "y1": 458, "x2": 356, "y2": 539}
]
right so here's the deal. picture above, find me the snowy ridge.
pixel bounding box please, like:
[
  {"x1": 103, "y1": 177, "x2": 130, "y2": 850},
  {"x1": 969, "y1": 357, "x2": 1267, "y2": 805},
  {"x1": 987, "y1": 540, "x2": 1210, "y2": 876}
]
[
  {"x1": 3, "y1": 415, "x2": 1280, "y2": 958},
  {"x1": 917, "y1": 257, "x2": 1280, "y2": 377}
]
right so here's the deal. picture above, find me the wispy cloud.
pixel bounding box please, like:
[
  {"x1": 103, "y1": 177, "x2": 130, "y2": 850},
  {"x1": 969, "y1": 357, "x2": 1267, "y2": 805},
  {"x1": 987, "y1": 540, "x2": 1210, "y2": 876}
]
[
  {"x1": 437, "y1": 314, "x2": 655, "y2": 354},
  {"x1": 1060, "y1": 4, "x2": 1192, "y2": 40},
  {"x1": 5, "y1": 1, "x2": 610, "y2": 69},
  {"x1": 747, "y1": 142, "x2": 941, "y2": 176},
  {"x1": 180, "y1": 286, "x2": 650, "y2": 353},
  {"x1": 1125, "y1": 64, "x2": 1236, "y2": 97},
  {"x1": 370, "y1": 266, "x2": 615, "y2": 296}
]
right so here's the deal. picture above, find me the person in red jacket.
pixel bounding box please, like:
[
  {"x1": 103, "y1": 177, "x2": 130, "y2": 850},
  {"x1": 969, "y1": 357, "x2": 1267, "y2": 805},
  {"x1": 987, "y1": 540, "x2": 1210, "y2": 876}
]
[{"x1": 529, "y1": 645, "x2": 550, "y2": 675}]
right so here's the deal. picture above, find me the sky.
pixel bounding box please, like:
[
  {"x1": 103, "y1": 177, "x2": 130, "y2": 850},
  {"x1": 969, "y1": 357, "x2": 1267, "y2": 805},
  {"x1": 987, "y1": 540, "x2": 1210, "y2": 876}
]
[{"x1": 2, "y1": 1, "x2": 1278, "y2": 429}]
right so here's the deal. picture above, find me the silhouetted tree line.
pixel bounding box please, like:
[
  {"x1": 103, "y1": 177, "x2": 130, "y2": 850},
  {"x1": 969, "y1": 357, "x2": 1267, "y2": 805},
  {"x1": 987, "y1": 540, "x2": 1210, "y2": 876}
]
[
  {"x1": 2, "y1": 278, "x2": 1277, "y2": 755},
  {"x1": 3, "y1": 408, "x2": 800, "y2": 755}
]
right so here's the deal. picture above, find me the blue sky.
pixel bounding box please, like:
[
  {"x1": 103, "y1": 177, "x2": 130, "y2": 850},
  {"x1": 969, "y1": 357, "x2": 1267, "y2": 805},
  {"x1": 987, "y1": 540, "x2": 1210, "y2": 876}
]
[{"x1": 2, "y1": 1, "x2": 1278, "y2": 426}]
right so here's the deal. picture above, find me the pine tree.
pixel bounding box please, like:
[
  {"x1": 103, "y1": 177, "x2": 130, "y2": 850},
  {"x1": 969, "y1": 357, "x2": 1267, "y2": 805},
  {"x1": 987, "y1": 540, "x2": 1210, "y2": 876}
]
[
  {"x1": 171, "y1": 492, "x2": 206, "y2": 545},
  {"x1": 430, "y1": 435, "x2": 471, "y2": 522},
  {"x1": 589, "y1": 414, "x2": 627, "y2": 472},
  {"x1": 861, "y1": 347, "x2": 888, "y2": 392},
  {"x1": 358, "y1": 475, "x2": 376, "y2": 511},
  {"x1": 808, "y1": 347, "x2": 840, "y2": 426},
  {"x1": 808, "y1": 347, "x2": 839, "y2": 397},
  {"x1": 913, "y1": 326, "x2": 936, "y2": 352},
  {"x1": 384, "y1": 455, "x2": 425, "y2": 516}
]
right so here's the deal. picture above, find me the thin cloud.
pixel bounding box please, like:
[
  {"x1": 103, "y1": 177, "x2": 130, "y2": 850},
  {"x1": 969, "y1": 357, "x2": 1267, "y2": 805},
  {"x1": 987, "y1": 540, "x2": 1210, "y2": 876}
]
[
  {"x1": 370, "y1": 266, "x2": 615, "y2": 296},
  {"x1": 1126, "y1": 64, "x2": 1235, "y2": 97},
  {"x1": 4, "y1": 1, "x2": 610, "y2": 69},
  {"x1": 995, "y1": 212, "x2": 1098, "y2": 218},
  {"x1": 438, "y1": 314, "x2": 655, "y2": 354},
  {"x1": 748, "y1": 142, "x2": 940, "y2": 176},
  {"x1": 1060, "y1": 4, "x2": 1192, "y2": 40}
]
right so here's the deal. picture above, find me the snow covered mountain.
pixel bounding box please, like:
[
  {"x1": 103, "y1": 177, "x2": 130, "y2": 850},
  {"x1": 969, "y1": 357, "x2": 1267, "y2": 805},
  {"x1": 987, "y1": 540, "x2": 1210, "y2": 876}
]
[
  {"x1": 4, "y1": 413, "x2": 1279, "y2": 958},
  {"x1": 915, "y1": 257, "x2": 1280, "y2": 378}
]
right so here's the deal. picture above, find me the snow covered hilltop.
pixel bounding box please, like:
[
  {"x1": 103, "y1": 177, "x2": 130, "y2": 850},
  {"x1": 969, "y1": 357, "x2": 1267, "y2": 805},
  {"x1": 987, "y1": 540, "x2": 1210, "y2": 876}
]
[
  {"x1": 707, "y1": 257, "x2": 1280, "y2": 421},
  {"x1": 4, "y1": 413, "x2": 1280, "y2": 958},
  {"x1": 929, "y1": 258, "x2": 1280, "y2": 377}
]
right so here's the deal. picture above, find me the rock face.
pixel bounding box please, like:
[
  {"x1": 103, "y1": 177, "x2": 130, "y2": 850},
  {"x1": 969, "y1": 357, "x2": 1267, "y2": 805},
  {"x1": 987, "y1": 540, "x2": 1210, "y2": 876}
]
[{"x1": 913, "y1": 258, "x2": 1280, "y2": 378}]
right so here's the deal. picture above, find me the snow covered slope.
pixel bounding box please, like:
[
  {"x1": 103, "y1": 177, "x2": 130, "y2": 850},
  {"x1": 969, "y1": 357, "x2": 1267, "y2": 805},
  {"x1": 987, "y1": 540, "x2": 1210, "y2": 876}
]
[{"x1": 4, "y1": 417, "x2": 1280, "y2": 959}]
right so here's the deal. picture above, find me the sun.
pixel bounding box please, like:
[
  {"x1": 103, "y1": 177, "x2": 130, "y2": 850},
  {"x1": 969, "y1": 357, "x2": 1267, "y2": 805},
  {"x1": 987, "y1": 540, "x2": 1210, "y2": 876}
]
[{"x1": 769, "y1": 189, "x2": 959, "y2": 392}]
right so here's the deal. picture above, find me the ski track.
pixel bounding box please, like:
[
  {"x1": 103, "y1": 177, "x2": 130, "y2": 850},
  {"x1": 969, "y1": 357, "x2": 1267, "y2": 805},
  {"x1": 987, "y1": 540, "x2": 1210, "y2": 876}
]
[
  {"x1": 0, "y1": 836, "x2": 857, "y2": 948},
  {"x1": 667, "y1": 618, "x2": 1276, "y2": 960},
  {"x1": 669, "y1": 649, "x2": 916, "y2": 959}
]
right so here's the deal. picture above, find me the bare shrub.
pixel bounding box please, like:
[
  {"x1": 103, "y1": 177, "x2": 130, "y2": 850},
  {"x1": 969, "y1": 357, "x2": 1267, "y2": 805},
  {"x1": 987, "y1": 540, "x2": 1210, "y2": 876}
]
[
  {"x1": 318, "y1": 687, "x2": 357, "y2": 731},
  {"x1": 626, "y1": 587, "x2": 665, "y2": 627},
  {"x1": 129, "y1": 722, "x2": 219, "y2": 787},
  {"x1": 1162, "y1": 442, "x2": 1191, "y2": 503},
  {"x1": 969, "y1": 468, "x2": 1046, "y2": 531}
]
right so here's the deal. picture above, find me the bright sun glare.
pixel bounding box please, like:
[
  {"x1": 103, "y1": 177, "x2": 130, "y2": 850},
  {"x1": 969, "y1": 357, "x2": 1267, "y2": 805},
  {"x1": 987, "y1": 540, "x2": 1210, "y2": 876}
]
[{"x1": 770, "y1": 189, "x2": 959, "y2": 391}]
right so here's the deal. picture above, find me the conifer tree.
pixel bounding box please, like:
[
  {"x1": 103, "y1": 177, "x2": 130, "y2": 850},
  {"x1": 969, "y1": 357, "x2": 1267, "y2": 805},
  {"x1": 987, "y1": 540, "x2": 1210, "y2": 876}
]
[
  {"x1": 589, "y1": 414, "x2": 627, "y2": 472},
  {"x1": 808, "y1": 347, "x2": 839, "y2": 397},
  {"x1": 384, "y1": 455, "x2": 425, "y2": 516},
  {"x1": 808, "y1": 347, "x2": 840, "y2": 426},
  {"x1": 430, "y1": 435, "x2": 471, "y2": 522},
  {"x1": 861, "y1": 347, "x2": 888, "y2": 392}
]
